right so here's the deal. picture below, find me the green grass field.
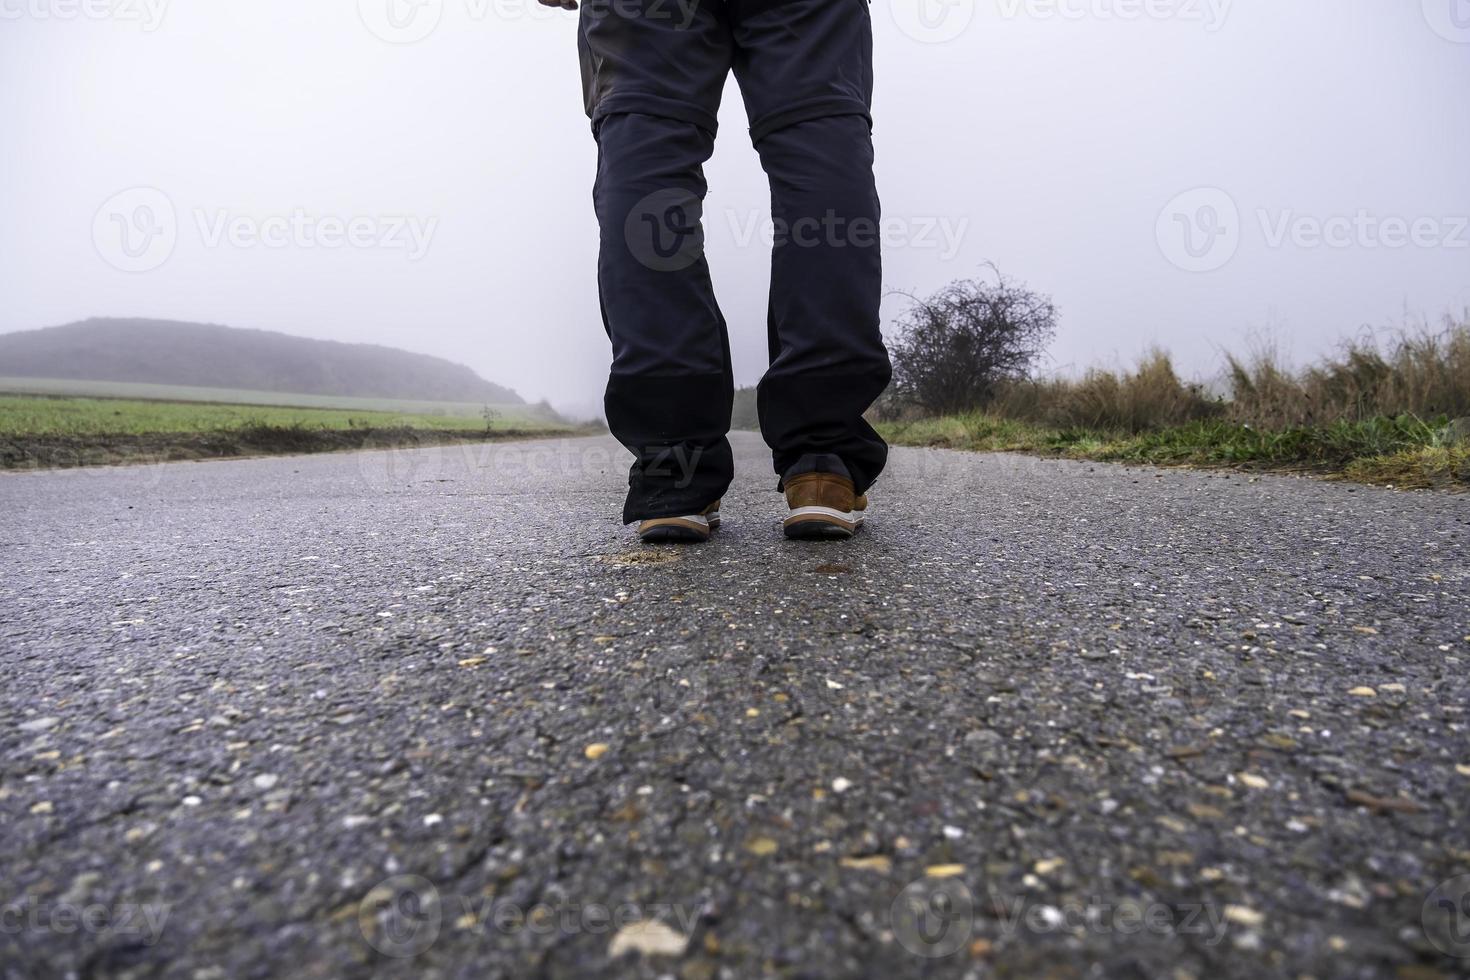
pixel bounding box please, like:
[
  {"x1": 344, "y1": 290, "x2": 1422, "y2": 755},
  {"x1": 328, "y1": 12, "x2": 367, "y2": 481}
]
[
  {"x1": 0, "y1": 395, "x2": 545, "y2": 437},
  {"x1": 0, "y1": 376, "x2": 553, "y2": 423},
  {"x1": 0, "y1": 392, "x2": 584, "y2": 470}
]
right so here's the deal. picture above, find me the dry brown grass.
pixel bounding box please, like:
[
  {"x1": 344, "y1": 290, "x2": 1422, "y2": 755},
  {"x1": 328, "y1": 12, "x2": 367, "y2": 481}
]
[
  {"x1": 990, "y1": 349, "x2": 1222, "y2": 431},
  {"x1": 968, "y1": 316, "x2": 1470, "y2": 434},
  {"x1": 1227, "y1": 319, "x2": 1470, "y2": 428}
]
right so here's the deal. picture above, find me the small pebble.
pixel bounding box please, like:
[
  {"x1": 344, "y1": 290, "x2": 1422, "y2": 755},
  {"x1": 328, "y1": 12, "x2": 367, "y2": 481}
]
[
  {"x1": 746, "y1": 837, "x2": 778, "y2": 857},
  {"x1": 1225, "y1": 905, "x2": 1265, "y2": 928},
  {"x1": 608, "y1": 919, "x2": 688, "y2": 958}
]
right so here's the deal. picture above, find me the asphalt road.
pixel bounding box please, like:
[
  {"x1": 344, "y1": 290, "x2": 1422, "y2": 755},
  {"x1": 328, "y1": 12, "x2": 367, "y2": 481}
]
[{"x1": 3, "y1": 433, "x2": 1468, "y2": 980}]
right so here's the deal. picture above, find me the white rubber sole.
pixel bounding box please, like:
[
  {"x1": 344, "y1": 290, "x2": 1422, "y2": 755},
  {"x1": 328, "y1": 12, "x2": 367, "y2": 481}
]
[
  {"x1": 783, "y1": 505, "x2": 865, "y2": 538},
  {"x1": 638, "y1": 511, "x2": 720, "y2": 542}
]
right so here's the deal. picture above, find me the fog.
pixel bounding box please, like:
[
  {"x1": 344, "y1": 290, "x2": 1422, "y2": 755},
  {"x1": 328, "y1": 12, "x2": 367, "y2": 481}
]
[{"x1": 2, "y1": 0, "x2": 1467, "y2": 415}]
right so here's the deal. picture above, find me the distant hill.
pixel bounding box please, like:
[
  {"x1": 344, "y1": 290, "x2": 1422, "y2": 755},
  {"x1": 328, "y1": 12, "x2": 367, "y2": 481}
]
[{"x1": 0, "y1": 318, "x2": 524, "y2": 404}]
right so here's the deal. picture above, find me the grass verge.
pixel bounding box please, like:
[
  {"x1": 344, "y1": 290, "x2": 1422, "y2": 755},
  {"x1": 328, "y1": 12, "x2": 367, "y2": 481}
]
[
  {"x1": 879, "y1": 413, "x2": 1470, "y2": 491},
  {"x1": 0, "y1": 395, "x2": 590, "y2": 470}
]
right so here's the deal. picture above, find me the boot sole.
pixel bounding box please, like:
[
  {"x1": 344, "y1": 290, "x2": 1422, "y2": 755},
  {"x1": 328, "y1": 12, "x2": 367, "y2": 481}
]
[
  {"x1": 638, "y1": 515, "x2": 719, "y2": 544},
  {"x1": 783, "y1": 507, "x2": 863, "y2": 540}
]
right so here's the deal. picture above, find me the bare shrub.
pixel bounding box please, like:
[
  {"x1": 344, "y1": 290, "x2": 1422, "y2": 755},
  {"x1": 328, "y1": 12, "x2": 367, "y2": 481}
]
[{"x1": 888, "y1": 270, "x2": 1057, "y2": 416}]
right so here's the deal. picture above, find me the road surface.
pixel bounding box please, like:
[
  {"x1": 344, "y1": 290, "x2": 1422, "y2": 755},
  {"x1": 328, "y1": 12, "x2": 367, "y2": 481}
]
[{"x1": 3, "y1": 433, "x2": 1468, "y2": 979}]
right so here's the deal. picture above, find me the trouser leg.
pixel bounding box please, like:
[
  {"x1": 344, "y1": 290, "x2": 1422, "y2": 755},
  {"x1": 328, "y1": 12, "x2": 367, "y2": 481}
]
[
  {"x1": 753, "y1": 114, "x2": 891, "y2": 495},
  {"x1": 594, "y1": 112, "x2": 735, "y2": 524},
  {"x1": 731, "y1": 0, "x2": 891, "y2": 495}
]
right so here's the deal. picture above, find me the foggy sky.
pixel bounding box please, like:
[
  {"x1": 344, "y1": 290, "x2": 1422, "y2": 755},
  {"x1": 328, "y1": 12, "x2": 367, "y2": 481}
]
[{"x1": 2, "y1": 0, "x2": 1468, "y2": 416}]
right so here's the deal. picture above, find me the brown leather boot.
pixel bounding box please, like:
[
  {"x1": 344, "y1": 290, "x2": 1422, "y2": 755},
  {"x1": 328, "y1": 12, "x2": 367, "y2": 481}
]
[
  {"x1": 637, "y1": 501, "x2": 721, "y2": 544},
  {"x1": 783, "y1": 472, "x2": 867, "y2": 540}
]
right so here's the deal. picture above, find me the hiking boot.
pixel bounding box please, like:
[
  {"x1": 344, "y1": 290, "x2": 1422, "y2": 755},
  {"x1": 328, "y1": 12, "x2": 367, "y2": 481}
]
[
  {"x1": 637, "y1": 501, "x2": 721, "y2": 544},
  {"x1": 782, "y1": 455, "x2": 867, "y2": 540}
]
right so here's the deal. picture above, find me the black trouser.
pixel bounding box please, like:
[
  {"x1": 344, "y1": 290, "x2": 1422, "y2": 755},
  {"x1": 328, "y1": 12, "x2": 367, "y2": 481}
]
[{"x1": 580, "y1": 0, "x2": 892, "y2": 524}]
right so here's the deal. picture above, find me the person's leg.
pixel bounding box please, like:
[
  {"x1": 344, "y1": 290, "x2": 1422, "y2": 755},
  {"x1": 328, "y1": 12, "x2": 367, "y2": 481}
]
[
  {"x1": 754, "y1": 114, "x2": 889, "y2": 493},
  {"x1": 579, "y1": 0, "x2": 735, "y2": 525},
  {"x1": 731, "y1": 0, "x2": 892, "y2": 498},
  {"x1": 593, "y1": 114, "x2": 735, "y2": 525}
]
